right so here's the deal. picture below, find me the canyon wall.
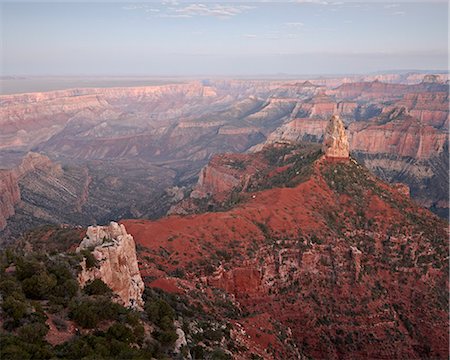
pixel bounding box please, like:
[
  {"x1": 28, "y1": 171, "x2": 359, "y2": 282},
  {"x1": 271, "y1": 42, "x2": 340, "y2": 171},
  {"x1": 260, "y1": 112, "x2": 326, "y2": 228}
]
[
  {"x1": 0, "y1": 153, "x2": 60, "y2": 230},
  {"x1": 1, "y1": 75, "x2": 448, "y2": 237}
]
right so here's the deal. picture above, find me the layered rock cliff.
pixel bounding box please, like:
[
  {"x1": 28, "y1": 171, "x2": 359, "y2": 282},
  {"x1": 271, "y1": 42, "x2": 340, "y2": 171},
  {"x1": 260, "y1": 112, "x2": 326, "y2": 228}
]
[
  {"x1": 77, "y1": 222, "x2": 144, "y2": 309},
  {"x1": 262, "y1": 107, "x2": 448, "y2": 215},
  {"x1": 0, "y1": 152, "x2": 59, "y2": 230},
  {"x1": 1, "y1": 76, "x2": 448, "y2": 239},
  {"x1": 385, "y1": 92, "x2": 449, "y2": 128}
]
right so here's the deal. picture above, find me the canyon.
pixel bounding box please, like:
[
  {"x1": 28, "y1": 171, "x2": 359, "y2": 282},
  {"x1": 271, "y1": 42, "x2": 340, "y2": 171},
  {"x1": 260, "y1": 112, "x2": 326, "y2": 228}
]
[
  {"x1": 0, "y1": 73, "x2": 448, "y2": 240},
  {"x1": 0, "y1": 112, "x2": 447, "y2": 359},
  {"x1": 120, "y1": 122, "x2": 448, "y2": 359}
]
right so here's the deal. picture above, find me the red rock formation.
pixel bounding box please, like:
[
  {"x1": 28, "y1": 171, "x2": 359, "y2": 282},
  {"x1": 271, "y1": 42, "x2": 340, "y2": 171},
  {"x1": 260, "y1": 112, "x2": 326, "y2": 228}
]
[
  {"x1": 348, "y1": 117, "x2": 447, "y2": 159},
  {"x1": 0, "y1": 82, "x2": 219, "y2": 152},
  {"x1": 194, "y1": 154, "x2": 266, "y2": 199},
  {"x1": 293, "y1": 94, "x2": 358, "y2": 119},
  {"x1": 330, "y1": 80, "x2": 409, "y2": 100},
  {"x1": 387, "y1": 92, "x2": 449, "y2": 128},
  {"x1": 274, "y1": 108, "x2": 446, "y2": 151},
  {"x1": 169, "y1": 152, "x2": 269, "y2": 214},
  {"x1": 122, "y1": 144, "x2": 448, "y2": 359},
  {"x1": 209, "y1": 266, "x2": 262, "y2": 295}
]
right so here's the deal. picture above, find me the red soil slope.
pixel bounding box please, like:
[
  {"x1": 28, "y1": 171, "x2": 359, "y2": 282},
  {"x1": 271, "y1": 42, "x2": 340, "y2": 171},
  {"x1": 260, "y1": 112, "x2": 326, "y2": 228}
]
[{"x1": 123, "y1": 147, "x2": 448, "y2": 360}]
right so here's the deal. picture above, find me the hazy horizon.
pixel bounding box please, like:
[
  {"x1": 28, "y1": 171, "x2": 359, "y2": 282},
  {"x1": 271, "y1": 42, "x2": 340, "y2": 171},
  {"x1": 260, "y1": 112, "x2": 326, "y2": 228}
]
[{"x1": 1, "y1": 1, "x2": 448, "y2": 77}]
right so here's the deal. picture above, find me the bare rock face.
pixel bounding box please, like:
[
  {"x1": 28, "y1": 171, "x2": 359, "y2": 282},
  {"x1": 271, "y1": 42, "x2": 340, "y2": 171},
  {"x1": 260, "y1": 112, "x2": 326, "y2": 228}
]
[
  {"x1": 0, "y1": 172, "x2": 19, "y2": 230},
  {"x1": 322, "y1": 115, "x2": 349, "y2": 158},
  {"x1": 0, "y1": 152, "x2": 59, "y2": 230},
  {"x1": 77, "y1": 222, "x2": 144, "y2": 309}
]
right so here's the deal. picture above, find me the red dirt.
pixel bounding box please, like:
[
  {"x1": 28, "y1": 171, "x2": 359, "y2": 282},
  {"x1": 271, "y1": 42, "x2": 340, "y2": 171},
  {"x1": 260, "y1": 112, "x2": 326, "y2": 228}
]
[
  {"x1": 122, "y1": 154, "x2": 448, "y2": 360},
  {"x1": 148, "y1": 278, "x2": 184, "y2": 294}
]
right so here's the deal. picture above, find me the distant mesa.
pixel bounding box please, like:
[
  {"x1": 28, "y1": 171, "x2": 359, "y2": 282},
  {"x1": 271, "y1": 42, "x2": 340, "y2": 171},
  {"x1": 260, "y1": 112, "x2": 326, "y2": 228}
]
[
  {"x1": 422, "y1": 74, "x2": 440, "y2": 84},
  {"x1": 322, "y1": 115, "x2": 349, "y2": 159}
]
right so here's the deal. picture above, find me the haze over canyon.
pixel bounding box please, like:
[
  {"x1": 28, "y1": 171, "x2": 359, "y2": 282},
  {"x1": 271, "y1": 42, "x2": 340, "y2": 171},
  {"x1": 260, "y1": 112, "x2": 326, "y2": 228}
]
[
  {"x1": 0, "y1": 71, "x2": 448, "y2": 360},
  {"x1": 0, "y1": 73, "x2": 448, "y2": 239}
]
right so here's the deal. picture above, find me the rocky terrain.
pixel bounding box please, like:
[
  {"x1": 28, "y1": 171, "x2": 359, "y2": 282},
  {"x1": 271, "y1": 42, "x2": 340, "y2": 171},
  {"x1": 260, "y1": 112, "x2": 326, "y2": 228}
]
[
  {"x1": 121, "y1": 116, "x2": 448, "y2": 359},
  {"x1": 0, "y1": 73, "x2": 448, "y2": 240},
  {"x1": 259, "y1": 79, "x2": 449, "y2": 217},
  {"x1": 0, "y1": 115, "x2": 447, "y2": 359}
]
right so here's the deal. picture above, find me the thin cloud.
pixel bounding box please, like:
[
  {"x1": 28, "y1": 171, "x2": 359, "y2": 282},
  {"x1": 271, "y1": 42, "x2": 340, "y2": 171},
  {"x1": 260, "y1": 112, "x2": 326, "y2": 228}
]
[
  {"x1": 122, "y1": 5, "x2": 146, "y2": 11},
  {"x1": 173, "y1": 4, "x2": 254, "y2": 19},
  {"x1": 126, "y1": 3, "x2": 255, "y2": 20},
  {"x1": 285, "y1": 22, "x2": 305, "y2": 28},
  {"x1": 123, "y1": 5, "x2": 160, "y2": 12},
  {"x1": 243, "y1": 34, "x2": 258, "y2": 38},
  {"x1": 294, "y1": 0, "x2": 330, "y2": 4},
  {"x1": 161, "y1": 0, "x2": 179, "y2": 5},
  {"x1": 384, "y1": 4, "x2": 400, "y2": 8},
  {"x1": 158, "y1": 14, "x2": 192, "y2": 18},
  {"x1": 392, "y1": 11, "x2": 406, "y2": 15}
]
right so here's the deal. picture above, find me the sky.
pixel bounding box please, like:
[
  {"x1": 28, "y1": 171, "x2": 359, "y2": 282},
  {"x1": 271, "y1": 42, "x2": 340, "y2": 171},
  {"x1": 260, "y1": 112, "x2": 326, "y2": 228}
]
[{"x1": 1, "y1": 0, "x2": 448, "y2": 76}]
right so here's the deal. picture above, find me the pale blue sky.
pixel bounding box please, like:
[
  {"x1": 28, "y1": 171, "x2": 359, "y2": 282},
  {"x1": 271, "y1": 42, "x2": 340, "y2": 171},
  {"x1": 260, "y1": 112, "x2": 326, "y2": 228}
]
[{"x1": 1, "y1": 1, "x2": 448, "y2": 75}]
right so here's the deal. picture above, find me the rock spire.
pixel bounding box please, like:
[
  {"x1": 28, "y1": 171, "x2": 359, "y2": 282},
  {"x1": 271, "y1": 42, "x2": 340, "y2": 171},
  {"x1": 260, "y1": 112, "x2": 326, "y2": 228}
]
[{"x1": 322, "y1": 115, "x2": 349, "y2": 158}]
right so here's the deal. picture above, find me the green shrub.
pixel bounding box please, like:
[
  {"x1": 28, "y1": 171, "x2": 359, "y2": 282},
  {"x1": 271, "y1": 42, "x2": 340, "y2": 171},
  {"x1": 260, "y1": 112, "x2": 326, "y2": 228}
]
[
  {"x1": 145, "y1": 298, "x2": 178, "y2": 345},
  {"x1": 15, "y1": 257, "x2": 44, "y2": 281},
  {"x1": 80, "y1": 250, "x2": 98, "y2": 269},
  {"x1": 0, "y1": 278, "x2": 23, "y2": 298},
  {"x1": 69, "y1": 296, "x2": 125, "y2": 329},
  {"x1": 0, "y1": 333, "x2": 54, "y2": 360},
  {"x1": 154, "y1": 329, "x2": 178, "y2": 345},
  {"x1": 22, "y1": 272, "x2": 57, "y2": 299},
  {"x1": 51, "y1": 279, "x2": 79, "y2": 304},
  {"x1": 145, "y1": 299, "x2": 175, "y2": 329},
  {"x1": 18, "y1": 322, "x2": 49, "y2": 344},
  {"x1": 191, "y1": 344, "x2": 205, "y2": 358},
  {"x1": 106, "y1": 323, "x2": 135, "y2": 344},
  {"x1": 83, "y1": 279, "x2": 112, "y2": 296},
  {"x1": 210, "y1": 348, "x2": 232, "y2": 360},
  {"x1": 2, "y1": 295, "x2": 28, "y2": 323},
  {"x1": 0, "y1": 336, "x2": 32, "y2": 360}
]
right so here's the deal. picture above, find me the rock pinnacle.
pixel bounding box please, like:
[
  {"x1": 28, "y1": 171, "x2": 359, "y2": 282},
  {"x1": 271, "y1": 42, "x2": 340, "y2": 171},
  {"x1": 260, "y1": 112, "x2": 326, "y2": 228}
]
[{"x1": 322, "y1": 115, "x2": 349, "y2": 158}]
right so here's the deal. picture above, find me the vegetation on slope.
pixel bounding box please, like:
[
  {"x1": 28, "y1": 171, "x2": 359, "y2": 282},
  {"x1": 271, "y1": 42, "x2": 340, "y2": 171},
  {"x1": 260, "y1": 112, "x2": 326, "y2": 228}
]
[{"x1": 0, "y1": 228, "x2": 239, "y2": 360}]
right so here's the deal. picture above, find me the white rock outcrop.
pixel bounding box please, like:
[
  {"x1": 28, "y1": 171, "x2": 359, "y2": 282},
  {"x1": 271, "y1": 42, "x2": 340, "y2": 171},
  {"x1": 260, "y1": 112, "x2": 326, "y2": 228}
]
[
  {"x1": 174, "y1": 321, "x2": 190, "y2": 358},
  {"x1": 77, "y1": 222, "x2": 145, "y2": 309}
]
